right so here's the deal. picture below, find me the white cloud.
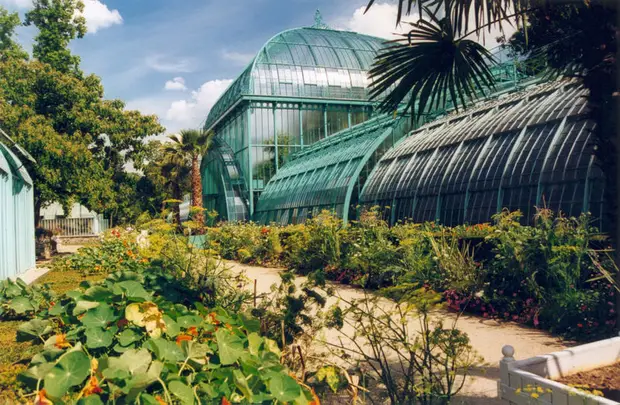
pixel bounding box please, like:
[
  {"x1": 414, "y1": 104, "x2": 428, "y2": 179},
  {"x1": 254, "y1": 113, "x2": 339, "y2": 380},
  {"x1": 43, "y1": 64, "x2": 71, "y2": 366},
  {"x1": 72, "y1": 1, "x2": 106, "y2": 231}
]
[
  {"x1": 164, "y1": 77, "x2": 187, "y2": 91},
  {"x1": 78, "y1": 0, "x2": 123, "y2": 34},
  {"x1": 338, "y1": 3, "x2": 409, "y2": 40},
  {"x1": 339, "y1": 2, "x2": 516, "y2": 48},
  {"x1": 222, "y1": 50, "x2": 254, "y2": 66},
  {"x1": 165, "y1": 79, "x2": 233, "y2": 128},
  {"x1": 146, "y1": 55, "x2": 196, "y2": 73}
]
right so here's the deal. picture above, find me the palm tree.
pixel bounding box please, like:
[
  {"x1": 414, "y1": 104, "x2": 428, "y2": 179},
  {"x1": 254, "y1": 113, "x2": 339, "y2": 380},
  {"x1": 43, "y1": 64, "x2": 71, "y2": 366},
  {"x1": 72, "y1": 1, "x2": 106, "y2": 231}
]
[
  {"x1": 165, "y1": 129, "x2": 214, "y2": 224},
  {"x1": 159, "y1": 145, "x2": 191, "y2": 226},
  {"x1": 366, "y1": 0, "x2": 619, "y2": 326}
]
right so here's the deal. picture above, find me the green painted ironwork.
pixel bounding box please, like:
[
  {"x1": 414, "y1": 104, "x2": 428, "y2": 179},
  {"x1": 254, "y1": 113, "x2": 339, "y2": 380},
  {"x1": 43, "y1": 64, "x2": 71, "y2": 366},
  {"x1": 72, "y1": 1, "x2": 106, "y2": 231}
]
[
  {"x1": 360, "y1": 80, "x2": 605, "y2": 229},
  {"x1": 254, "y1": 113, "x2": 410, "y2": 224}
]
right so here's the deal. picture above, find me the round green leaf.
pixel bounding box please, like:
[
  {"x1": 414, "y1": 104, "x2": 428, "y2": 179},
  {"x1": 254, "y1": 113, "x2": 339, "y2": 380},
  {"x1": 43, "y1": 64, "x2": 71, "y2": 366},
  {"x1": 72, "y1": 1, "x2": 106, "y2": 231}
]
[
  {"x1": 118, "y1": 328, "x2": 141, "y2": 346},
  {"x1": 268, "y1": 373, "x2": 301, "y2": 402},
  {"x1": 77, "y1": 395, "x2": 105, "y2": 405},
  {"x1": 85, "y1": 327, "x2": 114, "y2": 349},
  {"x1": 43, "y1": 350, "x2": 90, "y2": 399},
  {"x1": 9, "y1": 297, "x2": 35, "y2": 314},
  {"x1": 215, "y1": 328, "x2": 244, "y2": 365},
  {"x1": 81, "y1": 304, "x2": 117, "y2": 328},
  {"x1": 169, "y1": 380, "x2": 195, "y2": 405}
]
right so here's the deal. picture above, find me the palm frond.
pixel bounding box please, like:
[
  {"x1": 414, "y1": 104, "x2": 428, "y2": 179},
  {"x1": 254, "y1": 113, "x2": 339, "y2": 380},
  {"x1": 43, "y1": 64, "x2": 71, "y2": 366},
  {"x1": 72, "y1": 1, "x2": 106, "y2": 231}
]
[{"x1": 369, "y1": 11, "x2": 496, "y2": 120}]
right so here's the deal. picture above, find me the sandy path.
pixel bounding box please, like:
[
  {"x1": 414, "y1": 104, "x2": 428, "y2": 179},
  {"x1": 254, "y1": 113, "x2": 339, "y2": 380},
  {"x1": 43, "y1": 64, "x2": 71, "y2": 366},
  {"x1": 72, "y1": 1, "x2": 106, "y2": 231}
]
[{"x1": 226, "y1": 261, "x2": 568, "y2": 404}]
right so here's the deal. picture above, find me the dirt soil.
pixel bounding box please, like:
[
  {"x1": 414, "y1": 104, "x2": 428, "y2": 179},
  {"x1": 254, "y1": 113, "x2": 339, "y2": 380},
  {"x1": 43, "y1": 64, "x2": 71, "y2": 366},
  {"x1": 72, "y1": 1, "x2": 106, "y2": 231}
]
[{"x1": 557, "y1": 362, "x2": 620, "y2": 401}]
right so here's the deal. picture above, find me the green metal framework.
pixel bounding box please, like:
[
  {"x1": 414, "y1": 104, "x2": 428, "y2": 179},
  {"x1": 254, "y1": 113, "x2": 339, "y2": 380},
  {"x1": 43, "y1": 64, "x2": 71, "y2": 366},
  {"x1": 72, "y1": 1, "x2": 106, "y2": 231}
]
[
  {"x1": 254, "y1": 114, "x2": 411, "y2": 224},
  {"x1": 201, "y1": 25, "x2": 389, "y2": 221},
  {"x1": 360, "y1": 80, "x2": 605, "y2": 228}
]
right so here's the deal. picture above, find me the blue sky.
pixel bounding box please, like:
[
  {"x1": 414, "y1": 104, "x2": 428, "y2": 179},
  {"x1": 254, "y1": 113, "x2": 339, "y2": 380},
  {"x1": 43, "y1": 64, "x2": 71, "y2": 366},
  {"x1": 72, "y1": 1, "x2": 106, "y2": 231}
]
[{"x1": 0, "y1": 0, "x2": 410, "y2": 134}]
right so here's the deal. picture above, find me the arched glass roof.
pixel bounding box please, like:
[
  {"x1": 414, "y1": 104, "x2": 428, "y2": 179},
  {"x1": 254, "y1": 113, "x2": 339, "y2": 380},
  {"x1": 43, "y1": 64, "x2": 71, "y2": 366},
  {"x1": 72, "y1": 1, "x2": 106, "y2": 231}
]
[
  {"x1": 254, "y1": 114, "x2": 410, "y2": 225},
  {"x1": 205, "y1": 27, "x2": 387, "y2": 129},
  {"x1": 360, "y1": 80, "x2": 605, "y2": 228}
]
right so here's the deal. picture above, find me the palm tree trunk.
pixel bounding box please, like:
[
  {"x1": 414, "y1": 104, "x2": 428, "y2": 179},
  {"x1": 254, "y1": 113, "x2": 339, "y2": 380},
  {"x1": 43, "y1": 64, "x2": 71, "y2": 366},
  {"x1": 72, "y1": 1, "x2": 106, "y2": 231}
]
[{"x1": 191, "y1": 155, "x2": 204, "y2": 224}]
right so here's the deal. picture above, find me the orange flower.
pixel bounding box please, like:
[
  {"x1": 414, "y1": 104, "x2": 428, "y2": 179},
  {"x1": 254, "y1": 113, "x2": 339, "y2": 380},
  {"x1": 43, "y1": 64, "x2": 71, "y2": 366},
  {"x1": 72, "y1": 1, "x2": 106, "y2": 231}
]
[
  {"x1": 224, "y1": 323, "x2": 233, "y2": 330},
  {"x1": 54, "y1": 334, "x2": 71, "y2": 349},
  {"x1": 208, "y1": 312, "x2": 220, "y2": 325},
  {"x1": 309, "y1": 389, "x2": 321, "y2": 405},
  {"x1": 141, "y1": 258, "x2": 149, "y2": 264},
  {"x1": 187, "y1": 326, "x2": 198, "y2": 337},
  {"x1": 155, "y1": 396, "x2": 167, "y2": 405},
  {"x1": 176, "y1": 334, "x2": 193, "y2": 346},
  {"x1": 94, "y1": 265, "x2": 102, "y2": 271},
  {"x1": 34, "y1": 389, "x2": 53, "y2": 405},
  {"x1": 222, "y1": 397, "x2": 231, "y2": 405},
  {"x1": 82, "y1": 376, "x2": 103, "y2": 396},
  {"x1": 119, "y1": 258, "x2": 124, "y2": 263}
]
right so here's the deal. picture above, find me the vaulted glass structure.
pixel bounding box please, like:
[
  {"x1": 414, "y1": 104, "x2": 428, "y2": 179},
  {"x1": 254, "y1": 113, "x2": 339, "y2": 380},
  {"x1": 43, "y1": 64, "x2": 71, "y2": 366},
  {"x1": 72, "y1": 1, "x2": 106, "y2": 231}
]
[
  {"x1": 202, "y1": 15, "x2": 602, "y2": 227},
  {"x1": 360, "y1": 81, "x2": 604, "y2": 228},
  {"x1": 201, "y1": 19, "x2": 388, "y2": 220}
]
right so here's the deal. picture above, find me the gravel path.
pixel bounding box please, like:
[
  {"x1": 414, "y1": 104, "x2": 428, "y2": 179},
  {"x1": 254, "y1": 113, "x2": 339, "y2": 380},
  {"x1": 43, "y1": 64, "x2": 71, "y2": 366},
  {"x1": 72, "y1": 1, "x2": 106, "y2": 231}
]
[{"x1": 227, "y1": 261, "x2": 569, "y2": 404}]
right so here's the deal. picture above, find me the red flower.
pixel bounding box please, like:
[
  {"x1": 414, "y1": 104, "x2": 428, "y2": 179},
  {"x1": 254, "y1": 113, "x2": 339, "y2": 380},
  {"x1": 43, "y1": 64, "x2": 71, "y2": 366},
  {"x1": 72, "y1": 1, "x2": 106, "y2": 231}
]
[
  {"x1": 261, "y1": 227, "x2": 269, "y2": 235},
  {"x1": 222, "y1": 397, "x2": 231, "y2": 405},
  {"x1": 577, "y1": 323, "x2": 583, "y2": 328},
  {"x1": 176, "y1": 334, "x2": 193, "y2": 346}
]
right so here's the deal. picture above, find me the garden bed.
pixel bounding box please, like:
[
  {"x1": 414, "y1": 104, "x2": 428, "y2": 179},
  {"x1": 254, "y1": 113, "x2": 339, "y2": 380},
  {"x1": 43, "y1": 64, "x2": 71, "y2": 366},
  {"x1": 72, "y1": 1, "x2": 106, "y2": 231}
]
[{"x1": 556, "y1": 362, "x2": 620, "y2": 402}]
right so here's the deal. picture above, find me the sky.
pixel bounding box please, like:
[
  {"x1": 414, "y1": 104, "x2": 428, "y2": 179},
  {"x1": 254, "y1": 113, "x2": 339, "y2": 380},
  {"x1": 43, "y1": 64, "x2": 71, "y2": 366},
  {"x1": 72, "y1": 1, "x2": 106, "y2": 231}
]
[{"x1": 0, "y1": 0, "x2": 513, "y2": 136}]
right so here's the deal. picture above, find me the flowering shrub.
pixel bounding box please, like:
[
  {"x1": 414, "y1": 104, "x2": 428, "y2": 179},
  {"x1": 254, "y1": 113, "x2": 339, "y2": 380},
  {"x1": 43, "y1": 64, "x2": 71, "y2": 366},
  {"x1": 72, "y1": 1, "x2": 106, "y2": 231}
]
[
  {"x1": 206, "y1": 209, "x2": 617, "y2": 341},
  {"x1": 52, "y1": 228, "x2": 150, "y2": 275}
]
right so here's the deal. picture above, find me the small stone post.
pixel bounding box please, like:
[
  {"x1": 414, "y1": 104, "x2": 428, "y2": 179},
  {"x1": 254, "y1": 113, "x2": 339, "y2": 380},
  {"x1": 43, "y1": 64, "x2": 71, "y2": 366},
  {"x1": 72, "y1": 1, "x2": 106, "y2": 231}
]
[{"x1": 498, "y1": 345, "x2": 515, "y2": 403}]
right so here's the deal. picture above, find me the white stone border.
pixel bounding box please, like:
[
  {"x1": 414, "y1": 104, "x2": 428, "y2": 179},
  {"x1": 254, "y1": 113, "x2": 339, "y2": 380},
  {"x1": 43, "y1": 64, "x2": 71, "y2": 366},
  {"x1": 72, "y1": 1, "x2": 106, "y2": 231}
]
[
  {"x1": 10, "y1": 266, "x2": 50, "y2": 285},
  {"x1": 498, "y1": 336, "x2": 620, "y2": 405}
]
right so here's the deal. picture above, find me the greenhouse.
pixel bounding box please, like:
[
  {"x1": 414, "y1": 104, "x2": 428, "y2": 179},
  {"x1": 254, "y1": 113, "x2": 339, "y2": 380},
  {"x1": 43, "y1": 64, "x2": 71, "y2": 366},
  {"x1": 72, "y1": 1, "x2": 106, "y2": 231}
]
[
  {"x1": 0, "y1": 138, "x2": 36, "y2": 279},
  {"x1": 201, "y1": 16, "x2": 393, "y2": 221},
  {"x1": 360, "y1": 80, "x2": 604, "y2": 228},
  {"x1": 202, "y1": 17, "x2": 603, "y2": 228}
]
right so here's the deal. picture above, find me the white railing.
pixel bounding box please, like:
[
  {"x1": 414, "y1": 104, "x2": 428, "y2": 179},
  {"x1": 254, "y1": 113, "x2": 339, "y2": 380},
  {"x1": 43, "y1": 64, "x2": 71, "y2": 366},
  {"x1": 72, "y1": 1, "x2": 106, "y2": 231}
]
[
  {"x1": 499, "y1": 336, "x2": 620, "y2": 405},
  {"x1": 40, "y1": 215, "x2": 109, "y2": 237}
]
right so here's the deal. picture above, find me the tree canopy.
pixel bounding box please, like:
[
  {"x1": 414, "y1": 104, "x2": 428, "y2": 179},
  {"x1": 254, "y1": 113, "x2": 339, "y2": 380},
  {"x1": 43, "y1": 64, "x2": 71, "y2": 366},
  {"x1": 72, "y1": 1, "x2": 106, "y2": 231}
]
[{"x1": 0, "y1": 1, "x2": 165, "y2": 225}]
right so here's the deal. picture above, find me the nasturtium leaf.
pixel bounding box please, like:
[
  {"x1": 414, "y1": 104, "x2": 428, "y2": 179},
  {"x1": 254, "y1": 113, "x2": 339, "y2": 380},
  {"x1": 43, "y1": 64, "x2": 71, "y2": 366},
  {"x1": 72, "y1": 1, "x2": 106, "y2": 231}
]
[
  {"x1": 215, "y1": 328, "x2": 244, "y2": 365},
  {"x1": 77, "y1": 395, "x2": 104, "y2": 405},
  {"x1": 182, "y1": 340, "x2": 211, "y2": 361},
  {"x1": 9, "y1": 297, "x2": 35, "y2": 314},
  {"x1": 85, "y1": 327, "x2": 114, "y2": 349},
  {"x1": 43, "y1": 350, "x2": 90, "y2": 399},
  {"x1": 268, "y1": 373, "x2": 301, "y2": 402},
  {"x1": 176, "y1": 315, "x2": 202, "y2": 329},
  {"x1": 199, "y1": 382, "x2": 218, "y2": 398},
  {"x1": 163, "y1": 315, "x2": 180, "y2": 337},
  {"x1": 66, "y1": 290, "x2": 83, "y2": 300},
  {"x1": 169, "y1": 380, "x2": 195, "y2": 405},
  {"x1": 117, "y1": 280, "x2": 151, "y2": 301},
  {"x1": 264, "y1": 338, "x2": 282, "y2": 358},
  {"x1": 73, "y1": 300, "x2": 100, "y2": 315},
  {"x1": 123, "y1": 361, "x2": 164, "y2": 401},
  {"x1": 247, "y1": 333, "x2": 262, "y2": 356},
  {"x1": 125, "y1": 303, "x2": 144, "y2": 326},
  {"x1": 49, "y1": 303, "x2": 67, "y2": 316},
  {"x1": 233, "y1": 369, "x2": 253, "y2": 402},
  {"x1": 239, "y1": 314, "x2": 260, "y2": 333},
  {"x1": 81, "y1": 304, "x2": 117, "y2": 328},
  {"x1": 146, "y1": 338, "x2": 185, "y2": 362},
  {"x1": 19, "y1": 362, "x2": 55, "y2": 387},
  {"x1": 316, "y1": 366, "x2": 340, "y2": 393},
  {"x1": 102, "y1": 366, "x2": 131, "y2": 380},
  {"x1": 17, "y1": 319, "x2": 53, "y2": 342},
  {"x1": 107, "y1": 348, "x2": 152, "y2": 376},
  {"x1": 84, "y1": 286, "x2": 114, "y2": 301},
  {"x1": 118, "y1": 328, "x2": 141, "y2": 346}
]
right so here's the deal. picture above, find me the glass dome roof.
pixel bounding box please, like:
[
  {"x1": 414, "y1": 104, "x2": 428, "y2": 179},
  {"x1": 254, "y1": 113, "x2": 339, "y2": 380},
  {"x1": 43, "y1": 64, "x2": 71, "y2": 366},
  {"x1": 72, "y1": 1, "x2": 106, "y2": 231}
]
[{"x1": 204, "y1": 27, "x2": 387, "y2": 129}]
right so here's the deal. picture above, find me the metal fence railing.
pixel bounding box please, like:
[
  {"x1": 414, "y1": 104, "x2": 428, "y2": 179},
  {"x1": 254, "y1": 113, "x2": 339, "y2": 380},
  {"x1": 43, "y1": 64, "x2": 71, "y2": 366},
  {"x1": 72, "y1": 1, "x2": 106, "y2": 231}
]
[{"x1": 39, "y1": 215, "x2": 109, "y2": 237}]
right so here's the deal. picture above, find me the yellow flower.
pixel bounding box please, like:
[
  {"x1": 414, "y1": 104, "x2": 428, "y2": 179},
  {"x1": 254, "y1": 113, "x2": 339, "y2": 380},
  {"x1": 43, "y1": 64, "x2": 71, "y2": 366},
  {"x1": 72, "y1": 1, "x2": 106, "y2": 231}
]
[
  {"x1": 536, "y1": 386, "x2": 544, "y2": 393},
  {"x1": 515, "y1": 388, "x2": 522, "y2": 394},
  {"x1": 531, "y1": 393, "x2": 539, "y2": 399}
]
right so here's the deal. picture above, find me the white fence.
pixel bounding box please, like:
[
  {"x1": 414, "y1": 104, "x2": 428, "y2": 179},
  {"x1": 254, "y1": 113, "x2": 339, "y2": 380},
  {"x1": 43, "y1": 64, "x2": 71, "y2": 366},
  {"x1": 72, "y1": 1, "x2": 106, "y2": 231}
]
[
  {"x1": 499, "y1": 336, "x2": 620, "y2": 405},
  {"x1": 39, "y1": 215, "x2": 109, "y2": 237}
]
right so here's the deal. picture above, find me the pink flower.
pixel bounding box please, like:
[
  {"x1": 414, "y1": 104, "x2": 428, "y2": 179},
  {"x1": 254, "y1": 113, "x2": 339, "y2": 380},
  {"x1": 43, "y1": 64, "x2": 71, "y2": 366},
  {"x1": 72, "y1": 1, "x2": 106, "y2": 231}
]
[
  {"x1": 504, "y1": 312, "x2": 510, "y2": 318},
  {"x1": 512, "y1": 315, "x2": 519, "y2": 321},
  {"x1": 483, "y1": 312, "x2": 488, "y2": 318}
]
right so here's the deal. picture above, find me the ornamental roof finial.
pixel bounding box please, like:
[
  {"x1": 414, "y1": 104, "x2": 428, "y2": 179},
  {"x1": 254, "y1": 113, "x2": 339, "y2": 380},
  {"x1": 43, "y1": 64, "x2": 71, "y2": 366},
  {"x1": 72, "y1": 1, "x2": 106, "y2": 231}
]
[{"x1": 312, "y1": 9, "x2": 330, "y2": 29}]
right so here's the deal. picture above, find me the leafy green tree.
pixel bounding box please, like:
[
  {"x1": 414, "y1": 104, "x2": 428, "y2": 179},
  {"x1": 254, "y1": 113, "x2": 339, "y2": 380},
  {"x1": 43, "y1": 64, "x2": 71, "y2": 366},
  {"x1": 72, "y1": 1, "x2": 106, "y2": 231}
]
[
  {"x1": 0, "y1": 4, "x2": 164, "y2": 225},
  {"x1": 0, "y1": 8, "x2": 28, "y2": 61},
  {"x1": 165, "y1": 129, "x2": 214, "y2": 224},
  {"x1": 25, "y1": 0, "x2": 86, "y2": 75}
]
